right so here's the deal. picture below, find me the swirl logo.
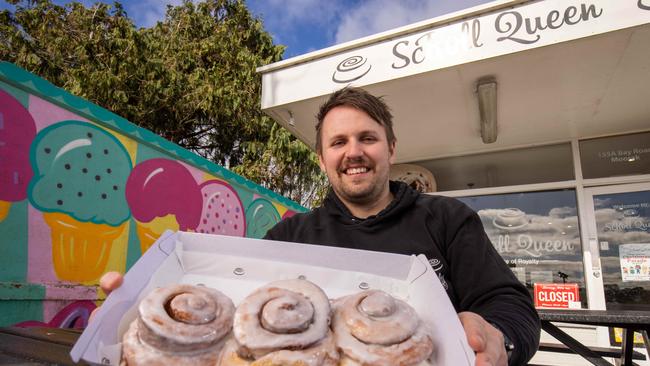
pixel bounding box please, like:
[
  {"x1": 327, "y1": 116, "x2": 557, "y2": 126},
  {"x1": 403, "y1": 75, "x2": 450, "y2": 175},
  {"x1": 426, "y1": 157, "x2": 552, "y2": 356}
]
[
  {"x1": 429, "y1": 258, "x2": 441, "y2": 270},
  {"x1": 640, "y1": 0, "x2": 650, "y2": 10},
  {"x1": 428, "y1": 258, "x2": 448, "y2": 290},
  {"x1": 332, "y1": 55, "x2": 372, "y2": 83},
  {"x1": 623, "y1": 209, "x2": 639, "y2": 217},
  {"x1": 493, "y1": 208, "x2": 528, "y2": 230}
]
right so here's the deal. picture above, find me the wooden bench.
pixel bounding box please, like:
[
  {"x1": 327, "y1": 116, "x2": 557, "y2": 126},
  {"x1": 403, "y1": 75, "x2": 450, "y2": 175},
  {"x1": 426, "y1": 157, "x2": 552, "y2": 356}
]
[
  {"x1": 0, "y1": 327, "x2": 86, "y2": 365},
  {"x1": 534, "y1": 341, "x2": 647, "y2": 366},
  {"x1": 538, "y1": 309, "x2": 650, "y2": 366}
]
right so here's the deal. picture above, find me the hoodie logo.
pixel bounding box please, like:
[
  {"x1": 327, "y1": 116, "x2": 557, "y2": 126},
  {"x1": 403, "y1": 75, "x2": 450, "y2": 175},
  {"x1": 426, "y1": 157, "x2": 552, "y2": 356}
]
[{"x1": 429, "y1": 258, "x2": 448, "y2": 290}]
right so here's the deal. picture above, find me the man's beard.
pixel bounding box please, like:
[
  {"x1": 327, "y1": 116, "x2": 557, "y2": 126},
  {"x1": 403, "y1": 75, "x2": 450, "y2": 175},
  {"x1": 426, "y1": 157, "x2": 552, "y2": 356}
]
[
  {"x1": 331, "y1": 163, "x2": 388, "y2": 206},
  {"x1": 335, "y1": 180, "x2": 382, "y2": 205}
]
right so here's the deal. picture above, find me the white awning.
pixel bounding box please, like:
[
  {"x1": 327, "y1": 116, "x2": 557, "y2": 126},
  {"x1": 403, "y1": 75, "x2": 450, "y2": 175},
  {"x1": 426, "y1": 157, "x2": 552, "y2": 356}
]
[{"x1": 258, "y1": 0, "x2": 650, "y2": 163}]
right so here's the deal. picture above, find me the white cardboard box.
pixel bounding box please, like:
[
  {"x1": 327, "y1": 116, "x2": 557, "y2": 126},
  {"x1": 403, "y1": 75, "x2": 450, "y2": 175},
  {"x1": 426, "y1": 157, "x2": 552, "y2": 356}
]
[{"x1": 71, "y1": 231, "x2": 476, "y2": 365}]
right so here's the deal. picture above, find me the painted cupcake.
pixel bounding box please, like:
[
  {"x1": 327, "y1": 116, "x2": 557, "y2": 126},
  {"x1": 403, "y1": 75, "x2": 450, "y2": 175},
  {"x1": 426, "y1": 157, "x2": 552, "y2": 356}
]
[
  {"x1": 29, "y1": 120, "x2": 132, "y2": 282},
  {"x1": 125, "y1": 158, "x2": 202, "y2": 253},
  {"x1": 0, "y1": 89, "x2": 36, "y2": 221}
]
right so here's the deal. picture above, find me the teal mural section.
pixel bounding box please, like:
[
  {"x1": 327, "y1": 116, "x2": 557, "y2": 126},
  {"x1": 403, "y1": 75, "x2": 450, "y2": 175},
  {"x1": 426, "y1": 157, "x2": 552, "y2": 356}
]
[
  {"x1": 0, "y1": 283, "x2": 45, "y2": 325},
  {"x1": 0, "y1": 200, "x2": 28, "y2": 281},
  {"x1": 0, "y1": 62, "x2": 306, "y2": 327},
  {"x1": 0, "y1": 80, "x2": 29, "y2": 107}
]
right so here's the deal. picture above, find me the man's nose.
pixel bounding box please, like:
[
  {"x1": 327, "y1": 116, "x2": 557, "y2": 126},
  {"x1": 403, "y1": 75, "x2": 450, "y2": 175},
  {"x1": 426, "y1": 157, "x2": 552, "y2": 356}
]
[{"x1": 345, "y1": 139, "x2": 364, "y2": 158}]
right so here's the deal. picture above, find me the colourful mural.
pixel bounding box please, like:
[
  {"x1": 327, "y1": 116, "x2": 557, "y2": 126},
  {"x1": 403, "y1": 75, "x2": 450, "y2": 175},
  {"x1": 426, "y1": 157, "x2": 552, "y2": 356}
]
[
  {"x1": 0, "y1": 62, "x2": 304, "y2": 327},
  {"x1": 125, "y1": 158, "x2": 203, "y2": 252},
  {"x1": 30, "y1": 121, "x2": 133, "y2": 282}
]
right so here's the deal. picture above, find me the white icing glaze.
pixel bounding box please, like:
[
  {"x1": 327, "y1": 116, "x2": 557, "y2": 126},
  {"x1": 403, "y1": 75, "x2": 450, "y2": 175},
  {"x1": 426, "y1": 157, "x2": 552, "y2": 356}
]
[
  {"x1": 122, "y1": 319, "x2": 227, "y2": 365},
  {"x1": 345, "y1": 290, "x2": 419, "y2": 345},
  {"x1": 219, "y1": 331, "x2": 339, "y2": 366},
  {"x1": 332, "y1": 290, "x2": 434, "y2": 366},
  {"x1": 232, "y1": 279, "x2": 335, "y2": 363},
  {"x1": 339, "y1": 355, "x2": 432, "y2": 366},
  {"x1": 122, "y1": 284, "x2": 234, "y2": 365}
]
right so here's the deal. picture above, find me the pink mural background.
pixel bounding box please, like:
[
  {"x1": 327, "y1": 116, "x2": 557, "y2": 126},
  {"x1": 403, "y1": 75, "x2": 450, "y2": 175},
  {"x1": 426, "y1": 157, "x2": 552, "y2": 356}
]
[{"x1": 0, "y1": 65, "x2": 300, "y2": 328}]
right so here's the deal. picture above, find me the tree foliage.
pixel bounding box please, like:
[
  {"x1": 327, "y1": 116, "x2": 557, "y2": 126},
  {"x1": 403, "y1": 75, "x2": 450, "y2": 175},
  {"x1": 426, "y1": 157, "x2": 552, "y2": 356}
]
[{"x1": 1, "y1": 0, "x2": 327, "y2": 207}]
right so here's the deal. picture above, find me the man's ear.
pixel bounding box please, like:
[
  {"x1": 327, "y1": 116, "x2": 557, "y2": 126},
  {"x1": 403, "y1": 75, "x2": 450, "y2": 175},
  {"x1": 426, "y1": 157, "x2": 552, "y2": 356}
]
[
  {"x1": 318, "y1": 153, "x2": 326, "y2": 172},
  {"x1": 389, "y1": 140, "x2": 397, "y2": 164}
]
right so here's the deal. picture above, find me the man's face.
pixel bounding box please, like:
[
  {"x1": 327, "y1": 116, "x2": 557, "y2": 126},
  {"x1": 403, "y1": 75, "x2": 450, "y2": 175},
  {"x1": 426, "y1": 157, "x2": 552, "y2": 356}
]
[{"x1": 318, "y1": 105, "x2": 395, "y2": 206}]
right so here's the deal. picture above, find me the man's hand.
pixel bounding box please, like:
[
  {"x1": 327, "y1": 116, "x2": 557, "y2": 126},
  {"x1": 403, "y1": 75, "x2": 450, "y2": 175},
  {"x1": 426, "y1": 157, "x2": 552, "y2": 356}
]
[
  {"x1": 89, "y1": 272, "x2": 124, "y2": 322},
  {"x1": 459, "y1": 311, "x2": 508, "y2": 366}
]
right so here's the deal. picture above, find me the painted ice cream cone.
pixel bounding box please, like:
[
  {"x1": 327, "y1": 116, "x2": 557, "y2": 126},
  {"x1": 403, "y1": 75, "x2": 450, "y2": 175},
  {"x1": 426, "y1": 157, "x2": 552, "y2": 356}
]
[
  {"x1": 29, "y1": 121, "x2": 132, "y2": 282},
  {"x1": 126, "y1": 158, "x2": 201, "y2": 253},
  {"x1": 45, "y1": 212, "x2": 125, "y2": 281},
  {"x1": 134, "y1": 215, "x2": 179, "y2": 253},
  {"x1": 0, "y1": 201, "x2": 10, "y2": 222},
  {"x1": 135, "y1": 222, "x2": 159, "y2": 254},
  {"x1": 0, "y1": 89, "x2": 36, "y2": 222}
]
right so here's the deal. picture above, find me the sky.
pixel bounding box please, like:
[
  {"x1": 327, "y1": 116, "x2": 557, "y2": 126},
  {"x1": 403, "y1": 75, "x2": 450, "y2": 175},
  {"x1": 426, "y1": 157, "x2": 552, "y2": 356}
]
[
  {"x1": 245, "y1": 0, "x2": 492, "y2": 58},
  {"x1": 2, "y1": 0, "x2": 493, "y2": 58}
]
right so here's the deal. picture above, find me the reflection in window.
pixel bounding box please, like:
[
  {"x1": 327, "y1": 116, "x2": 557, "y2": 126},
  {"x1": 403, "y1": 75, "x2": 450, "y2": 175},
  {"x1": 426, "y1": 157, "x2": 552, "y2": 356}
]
[
  {"x1": 593, "y1": 190, "x2": 650, "y2": 311},
  {"x1": 415, "y1": 143, "x2": 573, "y2": 191},
  {"x1": 580, "y1": 132, "x2": 650, "y2": 179},
  {"x1": 458, "y1": 190, "x2": 587, "y2": 308}
]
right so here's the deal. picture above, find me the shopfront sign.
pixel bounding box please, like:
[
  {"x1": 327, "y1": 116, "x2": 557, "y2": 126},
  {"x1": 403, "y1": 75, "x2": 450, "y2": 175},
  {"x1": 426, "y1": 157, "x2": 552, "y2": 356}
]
[
  {"x1": 261, "y1": 0, "x2": 650, "y2": 108},
  {"x1": 597, "y1": 147, "x2": 650, "y2": 164},
  {"x1": 534, "y1": 283, "x2": 581, "y2": 308},
  {"x1": 496, "y1": 234, "x2": 576, "y2": 257}
]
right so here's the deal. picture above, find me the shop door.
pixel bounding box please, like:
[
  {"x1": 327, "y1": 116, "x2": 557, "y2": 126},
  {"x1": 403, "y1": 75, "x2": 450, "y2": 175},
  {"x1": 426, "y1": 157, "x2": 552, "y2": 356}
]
[{"x1": 583, "y1": 183, "x2": 650, "y2": 312}]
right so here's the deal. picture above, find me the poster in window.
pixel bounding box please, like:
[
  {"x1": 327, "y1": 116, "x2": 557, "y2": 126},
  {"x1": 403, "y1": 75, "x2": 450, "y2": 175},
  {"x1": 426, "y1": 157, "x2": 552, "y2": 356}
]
[{"x1": 619, "y1": 244, "x2": 650, "y2": 282}]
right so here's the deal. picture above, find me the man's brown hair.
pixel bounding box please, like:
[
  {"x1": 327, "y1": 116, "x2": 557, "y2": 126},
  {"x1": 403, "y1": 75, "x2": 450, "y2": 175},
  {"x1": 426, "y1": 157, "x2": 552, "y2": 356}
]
[{"x1": 315, "y1": 87, "x2": 395, "y2": 154}]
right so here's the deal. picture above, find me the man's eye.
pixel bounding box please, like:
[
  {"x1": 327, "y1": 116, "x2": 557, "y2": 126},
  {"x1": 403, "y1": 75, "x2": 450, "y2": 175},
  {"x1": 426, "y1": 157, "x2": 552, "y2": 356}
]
[
  {"x1": 332, "y1": 140, "x2": 344, "y2": 146},
  {"x1": 362, "y1": 137, "x2": 376, "y2": 143}
]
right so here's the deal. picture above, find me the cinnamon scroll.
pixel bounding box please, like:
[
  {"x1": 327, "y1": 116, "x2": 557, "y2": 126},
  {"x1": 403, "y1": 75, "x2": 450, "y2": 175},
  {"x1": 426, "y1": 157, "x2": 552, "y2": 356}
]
[
  {"x1": 120, "y1": 281, "x2": 435, "y2": 365},
  {"x1": 220, "y1": 279, "x2": 339, "y2": 366},
  {"x1": 332, "y1": 290, "x2": 434, "y2": 366},
  {"x1": 121, "y1": 284, "x2": 235, "y2": 365}
]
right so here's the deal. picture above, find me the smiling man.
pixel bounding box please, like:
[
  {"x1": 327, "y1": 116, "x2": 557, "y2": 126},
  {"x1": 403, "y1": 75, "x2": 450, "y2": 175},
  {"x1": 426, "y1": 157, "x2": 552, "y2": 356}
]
[
  {"x1": 264, "y1": 87, "x2": 541, "y2": 366},
  {"x1": 97, "y1": 87, "x2": 540, "y2": 365},
  {"x1": 316, "y1": 104, "x2": 395, "y2": 217}
]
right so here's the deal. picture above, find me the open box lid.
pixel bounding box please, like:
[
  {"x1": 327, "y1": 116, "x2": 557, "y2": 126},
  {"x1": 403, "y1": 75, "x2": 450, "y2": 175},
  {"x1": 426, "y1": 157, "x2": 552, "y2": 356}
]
[{"x1": 71, "y1": 231, "x2": 475, "y2": 365}]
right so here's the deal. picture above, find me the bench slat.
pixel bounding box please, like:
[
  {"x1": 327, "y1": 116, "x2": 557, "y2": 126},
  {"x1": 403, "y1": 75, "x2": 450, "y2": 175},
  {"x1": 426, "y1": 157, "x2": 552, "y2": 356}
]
[{"x1": 538, "y1": 342, "x2": 646, "y2": 360}]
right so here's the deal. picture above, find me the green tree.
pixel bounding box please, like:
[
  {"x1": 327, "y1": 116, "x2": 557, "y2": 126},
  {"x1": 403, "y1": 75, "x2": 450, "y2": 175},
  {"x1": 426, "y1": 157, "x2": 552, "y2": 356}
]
[
  {"x1": 233, "y1": 122, "x2": 328, "y2": 206},
  {"x1": 1, "y1": 0, "x2": 327, "y2": 207}
]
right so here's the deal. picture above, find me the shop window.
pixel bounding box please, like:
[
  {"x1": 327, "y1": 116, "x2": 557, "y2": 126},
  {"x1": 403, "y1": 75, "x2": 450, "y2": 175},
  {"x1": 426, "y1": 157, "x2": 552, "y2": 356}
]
[
  {"x1": 579, "y1": 131, "x2": 650, "y2": 179},
  {"x1": 416, "y1": 143, "x2": 574, "y2": 192},
  {"x1": 458, "y1": 190, "x2": 587, "y2": 309},
  {"x1": 592, "y1": 190, "x2": 650, "y2": 311}
]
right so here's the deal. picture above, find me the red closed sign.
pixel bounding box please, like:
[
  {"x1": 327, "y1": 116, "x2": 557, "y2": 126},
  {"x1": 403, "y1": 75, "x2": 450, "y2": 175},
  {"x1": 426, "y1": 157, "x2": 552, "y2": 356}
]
[{"x1": 534, "y1": 283, "x2": 580, "y2": 309}]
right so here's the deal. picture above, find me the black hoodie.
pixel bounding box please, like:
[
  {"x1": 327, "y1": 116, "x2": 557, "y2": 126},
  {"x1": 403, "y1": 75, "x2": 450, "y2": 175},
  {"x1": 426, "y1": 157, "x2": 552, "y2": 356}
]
[{"x1": 265, "y1": 181, "x2": 540, "y2": 365}]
